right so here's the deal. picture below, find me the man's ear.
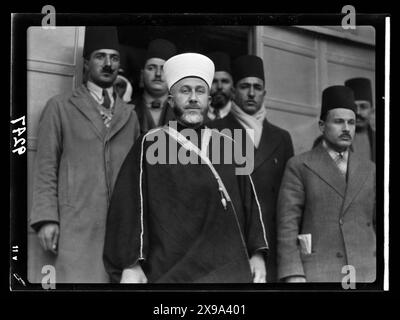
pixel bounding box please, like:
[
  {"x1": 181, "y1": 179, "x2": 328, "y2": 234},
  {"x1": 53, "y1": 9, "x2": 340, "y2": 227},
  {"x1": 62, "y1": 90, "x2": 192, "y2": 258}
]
[
  {"x1": 167, "y1": 94, "x2": 174, "y2": 108},
  {"x1": 318, "y1": 119, "x2": 325, "y2": 133},
  {"x1": 82, "y1": 59, "x2": 90, "y2": 82},
  {"x1": 83, "y1": 58, "x2": 89, "y2": 71}
]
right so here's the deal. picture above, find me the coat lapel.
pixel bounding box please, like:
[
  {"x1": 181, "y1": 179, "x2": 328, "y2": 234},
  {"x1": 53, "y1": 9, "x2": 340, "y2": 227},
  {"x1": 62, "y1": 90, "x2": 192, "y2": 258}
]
[
  {"x1": 253, "y1": 120, "x2": 283, "y2": 170},
  {"x1": 105, "y1": 96, "x2": 133, "y2": 142},
  {"x1": 223, "y1": 112, "x2": 242, "y2": 130},
  {"x1": 303, "y1": 144, "x2": 347, "y2": 198},
  {"x1": 70, "y1": 85, "x2": 107, "y2": 141},
  {"x1": 133, "y1": 97, "x2": 148, "y2": 133},
  {"x1": 213, "y1": 114, "x2": 283, "y2": 170},
  {"x1": 341, "y1": 151, "x2": 370, "y2": 215}
]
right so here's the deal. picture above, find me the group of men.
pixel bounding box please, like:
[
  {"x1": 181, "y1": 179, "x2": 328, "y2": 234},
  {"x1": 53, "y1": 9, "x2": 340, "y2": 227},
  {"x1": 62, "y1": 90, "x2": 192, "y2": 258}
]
[{"x1": 29, "y1": 26, "x2": 376, "y2": 284}]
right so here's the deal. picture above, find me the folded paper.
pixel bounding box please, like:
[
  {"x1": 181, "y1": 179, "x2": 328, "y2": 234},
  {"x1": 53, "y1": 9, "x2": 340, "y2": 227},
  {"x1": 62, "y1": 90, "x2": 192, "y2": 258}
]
[{"x1": 297, "y1": 233, "x2": 312, "y2": 255}]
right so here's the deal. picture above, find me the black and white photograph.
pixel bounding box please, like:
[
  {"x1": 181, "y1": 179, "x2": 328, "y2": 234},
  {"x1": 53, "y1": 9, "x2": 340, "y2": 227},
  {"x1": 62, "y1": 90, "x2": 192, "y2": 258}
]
[{"x1": 10, "y1": 10, "x2": 389, "y2": 299}]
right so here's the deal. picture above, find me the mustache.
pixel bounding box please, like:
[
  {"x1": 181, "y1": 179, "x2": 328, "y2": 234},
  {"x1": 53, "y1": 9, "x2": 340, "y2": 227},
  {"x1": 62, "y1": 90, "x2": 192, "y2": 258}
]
[
  {"x1": 212, "y1": 90, "x2": 230, "y2": 98},
  {"x1": 340, "y1": 133, "x2": 352, "y2": 139},
  {"x1": 185, "y1": 102, "x2": 201, "y2": 109},
  {"x1": 356, "y1": 115, "x2": 366, "y2": 121}
]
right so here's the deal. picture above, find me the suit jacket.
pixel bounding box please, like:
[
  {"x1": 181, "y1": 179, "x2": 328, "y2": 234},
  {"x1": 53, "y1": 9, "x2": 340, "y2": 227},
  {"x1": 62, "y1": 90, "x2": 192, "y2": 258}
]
[
  {"x1": 209, "y1": 113, "x2": 294, "y2": 282},
  {"x1": 29, "y1": 84, "x2": 140, "y2": 283},
  {"x1": 277, "y1": 143, "x2": 376, "y2": 282},
  {"x1": 132, "y1": 95, "x2": 175, "y2": 134}
]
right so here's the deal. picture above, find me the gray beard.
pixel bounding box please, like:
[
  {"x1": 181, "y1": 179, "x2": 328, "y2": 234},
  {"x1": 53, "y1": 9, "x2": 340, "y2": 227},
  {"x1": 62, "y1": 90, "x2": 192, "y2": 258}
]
[
  {"x1": 173, "y1": 107, "x2": 204, "y2": 127},
  {"x1": 180, "y1": 112, "x2": 204, "y2": 126}
]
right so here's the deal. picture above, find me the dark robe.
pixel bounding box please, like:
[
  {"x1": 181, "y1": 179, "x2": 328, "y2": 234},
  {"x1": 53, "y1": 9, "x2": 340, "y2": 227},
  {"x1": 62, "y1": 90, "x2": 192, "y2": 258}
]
[
  {"x1": 103, "y1": 123, "x2": 269, "y2": 283},
  {"x1": 209, "y1": 113, "x2": 294, "y2": 282},
  {"x1": 132, "y1": 95, "x2": 176, "y2": 134}
]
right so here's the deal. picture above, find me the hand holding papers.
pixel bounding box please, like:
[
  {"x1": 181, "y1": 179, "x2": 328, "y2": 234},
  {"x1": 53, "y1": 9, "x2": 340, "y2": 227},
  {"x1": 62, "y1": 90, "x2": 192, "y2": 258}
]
[{"x1": 297, "y1": 234, "x2": 312, "y2": 255}]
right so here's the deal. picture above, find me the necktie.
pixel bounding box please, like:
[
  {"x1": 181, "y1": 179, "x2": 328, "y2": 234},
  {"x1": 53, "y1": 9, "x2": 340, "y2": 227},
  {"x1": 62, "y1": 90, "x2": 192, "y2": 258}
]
[
  {"x1": 335, "y1": 152, "x2": 347, "y2": 176},
  {"x1": 102, "y1": 89, "x2": 111, "y2": 109},
  {"x1": 214, "y1": 109, "x2": 221, "y2": 119},
  {"x1": 151, "y1": 100, "x2": 162, "y2": 109}
]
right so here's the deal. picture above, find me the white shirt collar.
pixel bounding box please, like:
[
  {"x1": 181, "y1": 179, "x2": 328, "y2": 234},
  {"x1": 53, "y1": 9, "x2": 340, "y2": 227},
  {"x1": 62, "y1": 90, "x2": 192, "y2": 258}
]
[
  {"x1": 86, "y1": 81, "x2": 114, "y2": 103},
  {"x1": 322, "y1": 140, "x2": 349, "y2": 162}
]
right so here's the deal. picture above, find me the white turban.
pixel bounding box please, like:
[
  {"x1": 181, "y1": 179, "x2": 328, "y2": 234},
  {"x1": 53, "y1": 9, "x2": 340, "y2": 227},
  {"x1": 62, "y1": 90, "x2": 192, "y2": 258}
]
[{"x1": 163, "y1": 53, "x2": 215, "y2": 90}]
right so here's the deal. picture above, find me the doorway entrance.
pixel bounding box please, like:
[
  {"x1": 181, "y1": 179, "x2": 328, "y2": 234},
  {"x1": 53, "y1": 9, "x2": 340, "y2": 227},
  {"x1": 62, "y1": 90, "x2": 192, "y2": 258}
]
[{"x1": 117, "y1": 26, "x2": 251, "y2": 95}]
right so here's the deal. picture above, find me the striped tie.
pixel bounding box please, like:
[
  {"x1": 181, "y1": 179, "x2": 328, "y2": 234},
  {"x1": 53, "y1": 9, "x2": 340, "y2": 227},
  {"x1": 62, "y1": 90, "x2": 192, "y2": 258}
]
[
  {"x1": 102, "y1": 89, "x2": 111, "y2": 109},
  {"x1": 335, "y1": 152, "x2": 347, "y2": 176}
]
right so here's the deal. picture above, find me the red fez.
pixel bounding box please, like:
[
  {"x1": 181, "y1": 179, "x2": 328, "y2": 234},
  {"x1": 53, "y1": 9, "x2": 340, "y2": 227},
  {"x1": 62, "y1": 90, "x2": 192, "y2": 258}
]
[
  {"x1": 207, "y1": 51, "x2": 232, "y2": 74},
  {"x1": 83, "y1": 26, "x2": 120, "y2": 58},
  {"x1": 232, "y1": 55, "x2": 265, "y2": 84},
  {"x1": 145, "y1": 39, "x2": 177, "y2": 63},
  {"x1": 321, "y1": 85, "x2": 357, "y2": 120},
  {"x1": 345, "y1": 77, "x2": 373, "y2": 105}
]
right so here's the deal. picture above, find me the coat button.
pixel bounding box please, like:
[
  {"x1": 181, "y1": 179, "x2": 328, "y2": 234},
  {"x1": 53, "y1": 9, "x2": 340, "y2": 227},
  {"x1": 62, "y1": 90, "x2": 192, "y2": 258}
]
[
  {"x1": 336, "y1": 252, "x2": 344, "y2": 258},
  {"x1": 339, "y1": 218, "x2": 344, "y2": 225},
  {"x1": 367, "y1": 222, "x2": 372, "y2": 227}
]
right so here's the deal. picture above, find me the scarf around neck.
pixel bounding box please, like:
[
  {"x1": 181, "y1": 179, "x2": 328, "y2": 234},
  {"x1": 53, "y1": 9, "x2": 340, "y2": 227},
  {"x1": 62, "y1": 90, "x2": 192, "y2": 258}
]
[{"x1": 230, "y1": 101, "x2": 267, "y2": 148}]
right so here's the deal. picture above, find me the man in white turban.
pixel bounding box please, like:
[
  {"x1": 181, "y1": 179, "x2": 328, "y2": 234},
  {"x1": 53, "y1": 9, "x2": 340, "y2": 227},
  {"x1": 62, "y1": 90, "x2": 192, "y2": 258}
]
[{"x1": 104, "y1": 53, "x2": 268, "y2": 283}]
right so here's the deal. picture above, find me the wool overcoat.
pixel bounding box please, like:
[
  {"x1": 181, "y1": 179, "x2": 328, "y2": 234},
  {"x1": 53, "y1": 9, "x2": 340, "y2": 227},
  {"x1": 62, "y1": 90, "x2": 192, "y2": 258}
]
[
  {"x1": 29, "y1": 84, "x2": 140, "y2": 283},
  {"x1": 277, "y1": 144, "x2": 376, "y2": 282}
]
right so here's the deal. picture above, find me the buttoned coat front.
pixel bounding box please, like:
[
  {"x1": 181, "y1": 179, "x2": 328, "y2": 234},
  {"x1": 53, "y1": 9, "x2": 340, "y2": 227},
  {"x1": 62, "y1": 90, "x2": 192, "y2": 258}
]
[
  {"x1": 277, "y1": 144, "x2": 376, "y2": 282},
  {"x1": 29, "y1": 84, "x2": 140, "y2": 283}
]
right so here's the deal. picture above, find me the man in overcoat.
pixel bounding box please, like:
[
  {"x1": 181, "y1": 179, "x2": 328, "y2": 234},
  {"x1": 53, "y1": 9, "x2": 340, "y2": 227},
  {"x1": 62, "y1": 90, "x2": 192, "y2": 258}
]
[
  {"x1": 277, "y1": 85, "x2": 376, "y2": 283},
  {"x1": 209, "y1": 55, "x2": 294, "y2": 282},
  {"x1": 29, "y1": 26, "x2": 140, "y2": 283}
]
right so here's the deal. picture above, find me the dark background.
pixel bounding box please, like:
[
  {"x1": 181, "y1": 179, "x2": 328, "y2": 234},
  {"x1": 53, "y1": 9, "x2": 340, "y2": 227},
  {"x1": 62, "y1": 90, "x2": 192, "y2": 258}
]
[{"x1": 117, "y1": 26, "x2": 249, "y2": 95}]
